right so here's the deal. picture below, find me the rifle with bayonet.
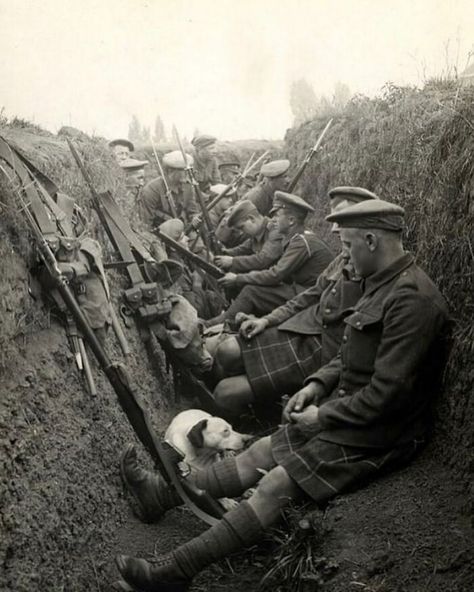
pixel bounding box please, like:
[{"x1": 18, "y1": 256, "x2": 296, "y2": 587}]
[
  {"x1": 149, "y1": 136, "x2": 178, "y2": 218},
  {"x1": 183, "y1": 149, "x2": 270, "y2": 235},
  {"x1": 156, "y1": 229, "x2": 225, "y2": 279},
  {"x1": 15, "y1": 155, "x2": 225, "y2": 526},
  {"x1": 172, "y1": 125, "x2": 219, "y2": 254},
  {"x1": 287, "y1": 118, "x2": 333, "y2": 192}
]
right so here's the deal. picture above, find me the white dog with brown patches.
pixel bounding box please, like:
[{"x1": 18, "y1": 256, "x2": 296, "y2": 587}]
[{"x1": 165, "y1": 409, "x2": 251, "y2": 471}]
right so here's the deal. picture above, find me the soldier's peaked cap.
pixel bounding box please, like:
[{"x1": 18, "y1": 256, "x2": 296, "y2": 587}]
[
  {"x1": 191, "y1": 134, "x2": 217, "y2": 149},
  {"x1": 270, "y1": 191, "x2": 315, "y2": 216},
  {"x1": 328, "y1": 186, "x2": 379, "y2": 202},
  {"x1": 120, "y1": 158, "x2": 148, "y2": 171},
  {"x1": 218, "y1": 159, "x2": 241, "y2": 168},
  {"x1": 260, "y1": 159, "x2": 290, "y2": 177},
  {"x1": 109, "y1": 138, "x2": 134, "y2": 151},
  {"x1": 227, "y1": 200, "x2": 259, "y2": 227},
  {"x1": 163, "y1": 150, "x2": 193, "y2": 169},
  {"x1": 326, "y1": 199, "x2": 405, "y2": 231}
]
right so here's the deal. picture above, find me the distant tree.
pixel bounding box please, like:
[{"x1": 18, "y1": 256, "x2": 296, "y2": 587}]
[
  {"x1": 153, "y1": 115, "x2": 166, "y2": 143},
  {"x1": 332, "y1": 82, "x2": 351, "y2": 110},
  {"x1": 128, "y1": 115, "x2": 142, "y2": 144},
  {"x1": 290, "y1": 78, "x2": 318, "y2": 126},
  {"x1": 141, "y1": 125, "x2": 151, "y2": 144}
]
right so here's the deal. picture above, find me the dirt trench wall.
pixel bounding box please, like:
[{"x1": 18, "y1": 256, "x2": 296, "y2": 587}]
[
  {"x1": 0, "y1": 126, "x2": 175, "y2": 591},
  {"x1": 285, "y1": 82, "x2": 474, "y2": 485}
]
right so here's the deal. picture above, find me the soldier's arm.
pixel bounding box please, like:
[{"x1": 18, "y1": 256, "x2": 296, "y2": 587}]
[
  {"x1": 230, "y1": 232, "x2": 283, "y2": 272},
  {"x1": 317, "y1": 290, "x2": 447, "y2": 430},
  {"x1": 234, "y1": 235, "x2": 310, "y2": 286},
  {"x1": 304, "y1": 354, "x2": 342, "y2": 404},
  {"x1": 225, "y1": 238, "x2": 253, "y2": 257}
]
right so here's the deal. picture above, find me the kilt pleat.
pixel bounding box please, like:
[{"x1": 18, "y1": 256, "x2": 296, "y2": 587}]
[
  {"x1": 238, "y1": 328, "x2": 322, "y2": 402},
  {"x1": 271, "y1": 424, "x2": 419, "y2": 503}
]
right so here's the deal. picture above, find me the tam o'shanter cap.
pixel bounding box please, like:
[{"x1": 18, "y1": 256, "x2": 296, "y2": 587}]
[
  {"x1": 109, "y1": 138, "x2": 134, "y2": 151},
  {"x1": 191, "y1": 134, "x2": 217, "y2": 149},
  {"x1": 260, "y1": 159, "x2": 290, "y2": 178},
  {"x1": 227, "y1": 200, "x2": 259, "y2": 227},
  {"x1": 270, "y1": 191, "x2": 315, "y2": 216},
  {"x1": 210, "y1": 183, "x2": 236, "y2": 197},
  {"x1": 163, "y1": 150, "x2": 194, "y2": 169},
  {"x1": 119, "y1": 158, "x2": 148, "y2": 171},
  {"x1": 328, "y1": 186, "x2": 379, "y2": 202},
  {"x1": 326, "y1": 199, "x2": 405, "y2": 231}
]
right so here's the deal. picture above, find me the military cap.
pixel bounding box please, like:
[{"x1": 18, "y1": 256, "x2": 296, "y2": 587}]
[
  {"x1": 159, "y1": 218, "x2": 185, "y2": 240},
  {"x1": 162, "y1": 150, "x2": 193, "y2": 169},
  {"x1": 218, "y1": 159, "x2": 241, "y2": 169},
  {"x1": 326, "y1": 199, "x2": 405, "y2": 231},
  {"x1": 328, "y1": 186, "x2": 379, "y2": 203},
  {"x1": 109, "y1": 138, "x2": 134, "y2": 152},
  {"x1": 210, "y1": 183, "x2": 236, "y2": 197},
  {"x1": 191, "y1": 134, "x2": 217, "y2": 149},
  {"x1": 227, "y1": 200, "x2": 259, "y2": 227},
  {"x1": 260, "y1": 159, "x2": 290, "y2": 178},
  {"x1": 270, "y1": 191, "x2": 315, "y2": 216},
  {"x1": 119, "y1": 158, "x2": 148, "y2": 171}
]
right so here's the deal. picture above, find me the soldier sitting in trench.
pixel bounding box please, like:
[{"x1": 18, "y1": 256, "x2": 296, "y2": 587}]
[
  {"x1": 115, "y1": 199, "x2": 451, "y2": 592},
  {"x1": 207, "y1": 191, "x2": 334, "y2": 326},
  {"x1": 209, "y1": 187, "x2": 376, "y2": 415}
]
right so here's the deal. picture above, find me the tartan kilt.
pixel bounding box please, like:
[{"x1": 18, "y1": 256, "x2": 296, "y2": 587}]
[
  {"x1": 271, "y1": 424, "x2": 420, "y2": 504},
  {"x1": 238, "y1": 328, "x2": 322, "y2": 403}
]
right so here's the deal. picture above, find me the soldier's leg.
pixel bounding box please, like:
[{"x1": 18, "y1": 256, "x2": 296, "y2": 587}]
[
  {"x1": 116, "y1": 460, "x2": 302, "y2": 590},
  {"x1": 213, "y1": 375, "x2": 254, "y2": 415}
]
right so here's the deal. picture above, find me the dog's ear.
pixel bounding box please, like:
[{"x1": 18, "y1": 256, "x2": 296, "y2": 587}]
[{"x1": 187, "y1": 419, "x2": 208, "y2": 449}]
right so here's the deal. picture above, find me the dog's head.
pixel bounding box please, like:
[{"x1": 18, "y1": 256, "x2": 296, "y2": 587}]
[{"x1": 187, "y1": 417, "x2": 252, "y2": 452}]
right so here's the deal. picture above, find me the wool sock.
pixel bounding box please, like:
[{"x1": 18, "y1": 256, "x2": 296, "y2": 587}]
[
  {"x1": 193, "y1": 457, "x2": 244, "y2": 498},
  {"x1": 172, "y1": 500, "x2": 264, "y2": 578}
]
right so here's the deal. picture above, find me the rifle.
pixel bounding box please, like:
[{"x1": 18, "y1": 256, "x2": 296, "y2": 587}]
[
  {"x1": 149, "y1": 136, "x2": 178, "y2": 218},
  {"x1": 156, "y1": 229, "x2": 225, "y2": 279},
  {"x1": 16, "y1": 182, "x2": 224, "y2": 526},
  {"x1": 172, "y1": 125, "x2": 218, "y2": 253},
  {"x1": 287, "y1": 118, "x2": 333, "y2": 192}
]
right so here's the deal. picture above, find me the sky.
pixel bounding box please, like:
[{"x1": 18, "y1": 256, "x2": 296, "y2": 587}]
[{"x1": 1, "y1": 0, "x2": 474, "y2": 141}]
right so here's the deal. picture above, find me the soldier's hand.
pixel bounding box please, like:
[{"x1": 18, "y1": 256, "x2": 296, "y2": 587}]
[
  {"x1": 282, "y1": 382, "x2": 323, "y2": 424},
  {"x1": 240, "y1": 318, "x2": 269, "y2": 340},
  {"x1": 289, "y1": 405, "x2": 321, "y2": 437},
  {"x1": 214, "y1": 255, "x2": 233, "y2": 270},
  {"x1": 190, "y1": 215, "x2": 202, "y2": 229},
  {"x1": 218, "y1": 272, "x2": 238, "y2": 288}
]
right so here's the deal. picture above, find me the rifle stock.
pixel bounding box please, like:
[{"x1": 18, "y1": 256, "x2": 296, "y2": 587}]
[{"x1": 156, "y1": 230, "x2": 225, "y2": 279}]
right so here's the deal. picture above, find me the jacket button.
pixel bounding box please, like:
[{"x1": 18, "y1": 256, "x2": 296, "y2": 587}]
[
  {"x1": 322, "y1": 323, "x2": 327, "y2": 329},
  {"x1": 331, "y1": 288, "x2": 337, "y2": 294},
  {"x1": 342, "y1": 335, "x2": 348, "y2": 342},
  {"x1": 356, "y1": 321, "x2": 361, "y2": 327},
  {"x1": 325, "y1": 308, "x2": 331, "y2": 314},
  {"x1": 338, "y1": 388, "x2": 346, "y2": 396}
]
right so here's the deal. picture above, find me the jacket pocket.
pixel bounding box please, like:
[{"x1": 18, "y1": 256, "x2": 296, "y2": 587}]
[{"x1": 343, "y1": 308, "x2": 384, "y2": 373}]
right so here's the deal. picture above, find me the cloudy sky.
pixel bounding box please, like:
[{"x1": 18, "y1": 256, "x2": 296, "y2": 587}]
[{"x1": 1, "y1": 0, "x2": 474, "y2": 141}]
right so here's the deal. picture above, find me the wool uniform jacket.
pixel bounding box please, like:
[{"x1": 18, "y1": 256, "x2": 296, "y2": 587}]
[
  {"x1": 138, "y1": 177, "x2": 199, "y2": 227},
  {"x1": 305, "y1": 253, "x2": 450, "y2": 449},
  {"x1": 263, "y1": 253, "x2": 363, "y2": 365},
  {"x1": 225, "y1": 217, "x2": 284, "y2": 273},
  {"x1": 233, "y1": 230, "x2": 334, "y2": 289}
]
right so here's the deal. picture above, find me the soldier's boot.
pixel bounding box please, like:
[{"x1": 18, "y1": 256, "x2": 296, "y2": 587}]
[
  {"x1": 119, "y1": 444, "x2": 182, "y2": 523},
  {"x1": 116, "y1": 500, "x2": 264, "y2": 591}
]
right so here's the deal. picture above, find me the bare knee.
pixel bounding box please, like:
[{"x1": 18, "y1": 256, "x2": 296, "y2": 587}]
[
  {"x1": 243, "y1": 436, "x2": 273, "y2": 468},
  {"x1": 213, "y1": 376, "x2": 253, "y2": 415},
  {"x1": 255, "y1": 465, "x2": 300, "y2": 505},
  {"x1": 215, "y1": 336, "x2": 241, "y2": 369}
]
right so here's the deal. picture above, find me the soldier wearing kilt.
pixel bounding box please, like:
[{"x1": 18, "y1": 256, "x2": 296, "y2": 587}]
[{"x1": 116, "y1": 197, "x2": 450, "y2": 592}]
